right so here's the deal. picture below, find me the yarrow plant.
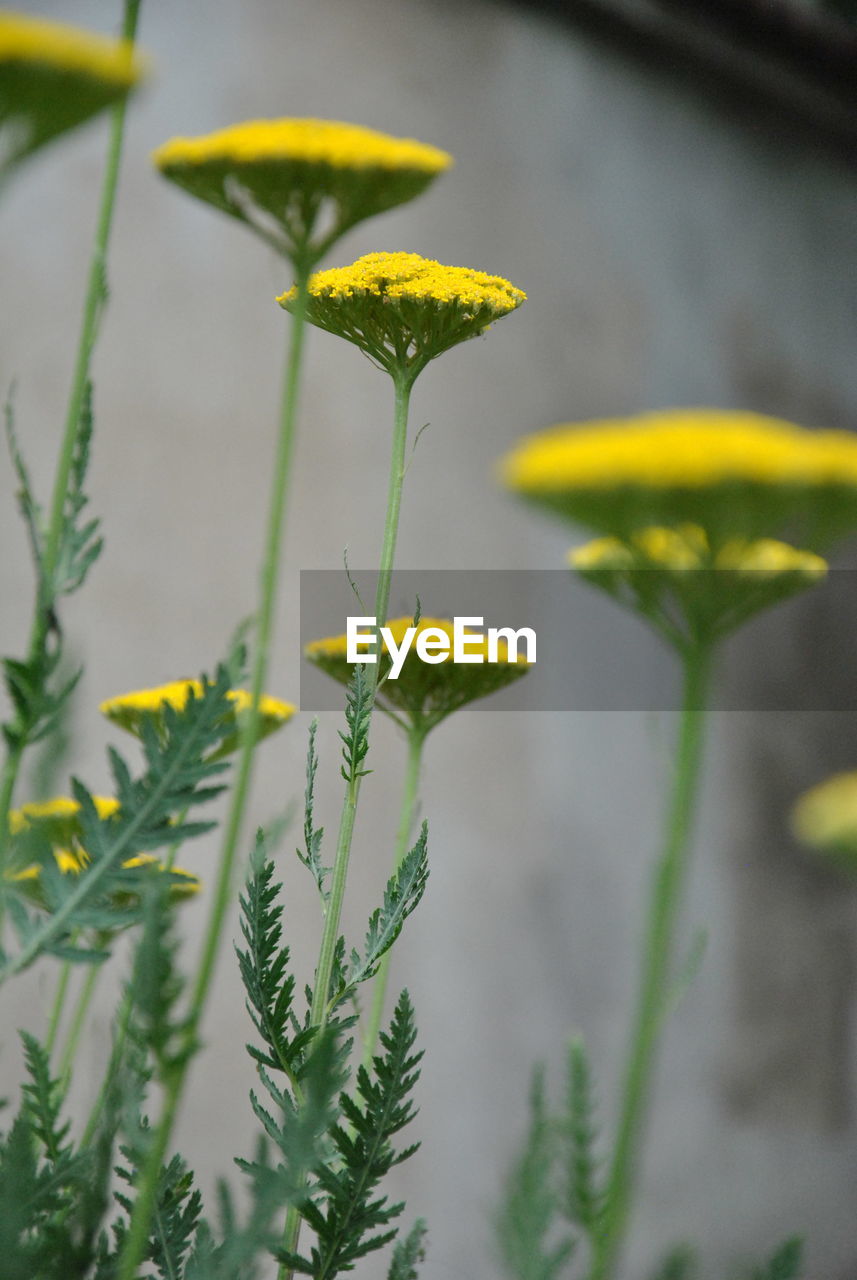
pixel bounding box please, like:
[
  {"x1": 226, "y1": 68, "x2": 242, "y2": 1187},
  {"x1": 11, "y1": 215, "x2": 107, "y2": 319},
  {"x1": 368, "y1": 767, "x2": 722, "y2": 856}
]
[{"x1": 0, "y1": 6, "x2": 849, "y2": 1280}]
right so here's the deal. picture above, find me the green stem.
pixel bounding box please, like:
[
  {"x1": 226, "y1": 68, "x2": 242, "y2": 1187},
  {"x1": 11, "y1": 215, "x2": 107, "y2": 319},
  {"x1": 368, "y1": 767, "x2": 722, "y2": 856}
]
[
  {"x1": 0, "y1": 0, "x2": 141, "y2": 933},
  {"x1": 361, "y1": 726, "x2": 424, "y2": 1072},
  {"x1": 279, "y1": 371, "x2": 413, "y2": 1280},
  {"x1": 116, "y1": 267, "x2": 311, "y2": 1280},
  {"x1": 590, "y1": 641, "x2": 712, "y2": 1280},
  {"x1": 58, "y1": 959, "x2": 101, "y2": 1083},
  {"x1": 81, "y1": 985, "x2": 133, "y2": 1147},
  {"x1": 45, "y1": 957, "x2": 74, "y2": 1056},
  {"x1": 309, "y1": 370, "x2": 413, "y2": 1030}
]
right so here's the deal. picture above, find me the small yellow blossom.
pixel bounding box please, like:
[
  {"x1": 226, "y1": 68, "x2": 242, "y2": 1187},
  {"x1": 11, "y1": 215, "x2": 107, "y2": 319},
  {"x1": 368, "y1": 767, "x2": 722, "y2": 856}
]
[
  {"x1": 9, "y1": 794, "x2": 119, "y2": 838},
  {"x1": 501, "y1": 408, "x2": 857, "y2": 545},
  {"x1": 792, "y1": 772, "x2": 857, "y2": 866},
  {"x1": 0, "y1": 11, "x2": 143, "y2": 178},
  {"x1": 153, "y1": 119, "x2": 451, "y2": 261},
  {"x1": 569, "y1": 526, "x2": 827, "y2": 649},
  {"x1": 306, "y1": 615, "x2": 529, "y2": 733},
  {"x1": 278, "y1": 252, "x2": 526, "y2": 377},
  {"x1": 99, "y1": 679, "x2": 295, "y2": 757}
]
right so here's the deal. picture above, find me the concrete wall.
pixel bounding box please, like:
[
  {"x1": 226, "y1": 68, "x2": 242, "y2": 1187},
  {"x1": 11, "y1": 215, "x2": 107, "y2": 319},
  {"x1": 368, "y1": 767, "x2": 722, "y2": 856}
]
[{"x1": 2, "y1": 0, "x2": 857, "y2": 1276}]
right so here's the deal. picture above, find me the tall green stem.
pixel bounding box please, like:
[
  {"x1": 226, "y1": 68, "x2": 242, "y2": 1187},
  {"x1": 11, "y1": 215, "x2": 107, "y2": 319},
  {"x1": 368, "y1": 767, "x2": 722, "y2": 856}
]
[
  {"x1": 0, "y1": 0, "x2": 141, "y2": 931},
  {"x1": 309, "y1": 371, "x2": 413, "y2": 1030},
  {"x1": 590, "y1": 642, "x2": 712, "y2": 1280},
  {"x1": 58, "y1": 960, "x2": 101, "y2": 1083},
  {"x1": 116, "y1": 269, "x2": 310, "y2": 1280},
  {"x1": 279, "y1": 371, "x2": 414, "y2": 1280},
  {"x1": 361, "y1": 725, "x2": 424, "y2": 1071}
]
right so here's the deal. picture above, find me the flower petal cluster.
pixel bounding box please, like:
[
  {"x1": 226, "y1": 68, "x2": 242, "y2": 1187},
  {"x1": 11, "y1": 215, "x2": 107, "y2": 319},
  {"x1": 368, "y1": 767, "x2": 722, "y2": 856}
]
[
  {"x1": 7, "y1": 794, "x2": 198, "y2": 904},
  {"x1": 0, "y1": 11, "x2": 143, "y2": 179},
  {"x1": 792, "y1": 772, "x2": 857, "y2": 868},
  {"x1": 569, "y1": 524, "x2": 827, "y2": 650},
  {"x1": 501, "y1": 409, "x2": 857, "y2": 546},
  {"x1": 278, "y1": 252, "x2": 526, "y2": 378},
  {"x1": 99, "y1": 679, "x2": 295, "y2": 758},
  {"x1": 153, "y1": 120, "x2": 451, "y2": 262},
  {"x1": 305, "y1": 615, "x2": 530, "y2": 734}
]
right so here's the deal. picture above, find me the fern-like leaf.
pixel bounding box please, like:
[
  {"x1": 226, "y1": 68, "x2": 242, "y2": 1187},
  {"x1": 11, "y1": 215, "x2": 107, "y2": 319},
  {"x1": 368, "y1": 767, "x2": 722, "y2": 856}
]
[
  {"x1": 297, "y1": 719, "x2": 330, "y2": 901},
  {"x1": 387, "y1": 1218, "x2": 428, "y2": 1280},
  {"x1": 563, "y1": 1037, "x2": 604, "y2": 1236},
  {"x1": 496, "y1": 1067, "x2": 575, "y2": 1280},
  {"x1": 340, "y1": 664, "x2": 372, "y2": 784},
  {"x1": 280, "y1": 989, "x2": 423, "y2": 1280}
]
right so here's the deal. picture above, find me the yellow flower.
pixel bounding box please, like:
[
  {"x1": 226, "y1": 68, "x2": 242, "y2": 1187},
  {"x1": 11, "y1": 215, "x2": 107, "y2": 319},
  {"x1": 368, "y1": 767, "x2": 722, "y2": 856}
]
[
  {"x1": 152, "y1": 119, "x2": 451, "y2": 262},
  {"x1": 792, "y1": 771, "x2": 857, "y2": 870},
  {"x1": 305, "y1": 615, "x2": 530, "y2": 734},
  {"x1": 6, "y1": 794, "x2": 199, "y2": 903},
  {"x1": 0, "y1": 11, "x2": 143, "y2": 179},
  {"x1": 8, "y1": 794, "x2": 119, "y2": 839},
  {"x1": 99, "y1": 679, "x2": 295, "y2": 757},
  {"x1": 500, "y1": 408, "x2": 857, "y2": 546},
  {"x1": 569, "y1": 525, "x2": 827, "y2": 649},
  {"x1": 278, "y1": 252, "x2": 526, "y2": 377}
]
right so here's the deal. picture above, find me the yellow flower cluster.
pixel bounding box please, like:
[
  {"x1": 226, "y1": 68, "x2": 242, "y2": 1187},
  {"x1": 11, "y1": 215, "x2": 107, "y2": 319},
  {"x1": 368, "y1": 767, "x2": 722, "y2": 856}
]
[
  {"x1": 0, "y1": 11, "x2": 141, "y2": 85},
  {"x1": 7, "y1": 794, "x2": 198, "y2": 899},
  {"x1": 306, "y1": 616, "x2": 528, "y2": 666},
  {"x1": 279, "y1": 252, "x2": 526, "y2": 375},
  {"x1": 99, "y1": 679, "x2": 295, "y2": 757},
  {"x1": 9, "y1": 794, "x2": 118, "y2": 836},
  {"x1": 569, "y1": 525, "x2": 827, "y2": 580},
  {"x1": 502, "y1": 410, "x2": 857, "y2": 493},
  {"x1": 306, "y1": 615, "x2": 529, "y2": 734},
  {"x1": 792, "y1": 772, "x2": 857, "y2": 860},
  {"x1": 283, "y1": 251, "x2": 525, "y2": 313},
  {"x1": 153, "y1": 119, "x2": 451, "y2": 175},
  {"x1": 569, "y1": 525, "x2": 827, "y2": 649}
]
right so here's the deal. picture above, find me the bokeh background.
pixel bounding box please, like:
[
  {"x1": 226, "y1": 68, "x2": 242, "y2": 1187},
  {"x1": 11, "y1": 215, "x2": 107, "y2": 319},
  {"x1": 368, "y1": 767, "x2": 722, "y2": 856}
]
[{"x1": 2, "y1": 1, "x2": 857, "y2": 1276}]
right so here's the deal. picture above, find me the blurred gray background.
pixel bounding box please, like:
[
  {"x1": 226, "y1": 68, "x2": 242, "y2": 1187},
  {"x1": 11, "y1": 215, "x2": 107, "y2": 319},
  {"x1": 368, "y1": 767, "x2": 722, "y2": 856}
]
[{"x1": 2, "y1": 0, "x2": 857, "y2": 1276}]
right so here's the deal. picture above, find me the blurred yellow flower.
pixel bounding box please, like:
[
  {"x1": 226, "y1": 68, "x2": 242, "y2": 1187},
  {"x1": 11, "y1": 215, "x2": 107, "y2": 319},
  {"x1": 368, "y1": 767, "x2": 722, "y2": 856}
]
[
  {"x1": 569, "y1": 526, "x2": 827, "y2": 649},
  {"x1": 792, "y1": 771, "x2": 857, "y2": 868},
  {"x1": 0, "y1": 10, "x2": 143, "y2": 178},
  {"x1": 278, "y1": 251, "x2": 526, "y2": 377},
  {"x1": 153, "y1": 120, "x2": 451, "y2": 261},
  {"x1": 99, "y1": 679, "x2": 295, "y2": 757},
  {"x1": 501, "y1": 409, "x2": 857, "y2": 546},
  {"x1": 306, "y1": 615, "x2": 529, "y2": 734}
]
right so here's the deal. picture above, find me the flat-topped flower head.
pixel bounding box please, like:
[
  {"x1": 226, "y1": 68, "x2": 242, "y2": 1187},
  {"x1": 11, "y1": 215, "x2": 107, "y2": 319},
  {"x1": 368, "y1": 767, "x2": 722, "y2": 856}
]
[
  {"x1": 278, "y1": 252, "x2": 526, "y2": 380},
  {"x1": 501, "y1": 408, "x2": 857, "y2": 547},
  {"x1": 570, "y1": 524, "x2": 827, "y2": 651},
  {"x1": 792, "y1": 772, "x2": 857, "y2": 870},
  {"x1": 305, "y1": 615, "x2": 530, "y2": 734},
  {"x1": 0, "y1": 10, "x2": 143, "y2": 181},
  {"x1": 153, "y1": 119, "x2": 451, "y2": 265},
  {"x1": 99, "y1": 679, "x2": 295, "y2": 758},
  {"x1": 5, "y1": 793, "x2": 198, "y2": 907}
]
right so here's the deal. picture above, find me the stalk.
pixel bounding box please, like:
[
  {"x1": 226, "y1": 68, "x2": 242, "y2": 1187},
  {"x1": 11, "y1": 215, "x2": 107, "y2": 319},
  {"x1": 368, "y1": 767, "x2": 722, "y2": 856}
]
[
  {"x1": 361, "y1": 725, "x2": 424, "y2": 1071},
  {"x1": 0, "y1": 0, "x2": 141, "y2": 932},
  {"x1": 116, "y1": 266, "x2": 311, "y2": 1280},
  {"x1": 279, "y1": 369, "x2": 414, "y2": 1280},
  {"x1": 309, "y1": 369, "x2": 413, "y2": 1029},
  {"x1": 590, "y1": 641, "x2": 712, "y2": 1280}
]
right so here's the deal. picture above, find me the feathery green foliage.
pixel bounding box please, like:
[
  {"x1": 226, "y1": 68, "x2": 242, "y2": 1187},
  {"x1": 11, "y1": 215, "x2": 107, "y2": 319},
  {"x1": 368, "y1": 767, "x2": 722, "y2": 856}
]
[
  {"x1": 496, "y1": 1067, "x2": 575, "y2": 1280},
  {"x1": 648, "y1": 1244, "x2": 697, "y2": 1280},
  {"x1": 563, "y1": 1037, "x2": 604, "y2": 1238},
  {"x1": 297, "y1": 720, "x2": 330, "y2": 902},
  {"x1": 2, "y1": 668, "x2": 235, "y2": 979},
  {"x1": 339, "y1": 822, "x2": 429, "y2": 999},
  {"x1": 387, "y1": 1218, "x2": 428, "y2": 1280},
  {"x1": 339, "y1": 664, "x2": 372, "y2": 785},
  {"x1": 751, "y1": 1238, "x2": 803, "y2": 1280},
  {"x1": 278, "y1": 989, "x2": 423, "y2": 1280}
]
